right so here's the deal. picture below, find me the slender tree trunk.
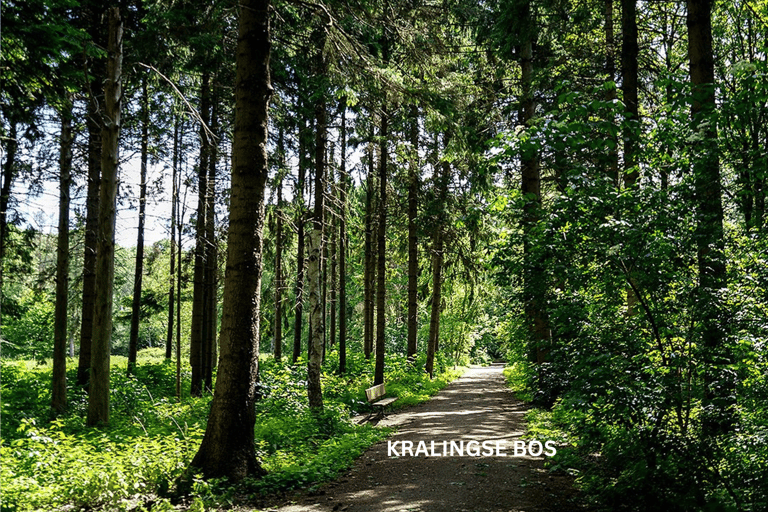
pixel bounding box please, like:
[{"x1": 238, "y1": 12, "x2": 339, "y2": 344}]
[
  {"x1": 274, "y1": 126, "x2": 285, "y2": 361},
  {"x1": 166, "y1": 116, "x2": 180, "y2": 360},
  {"x1": 293, "y1": 115, "x2": 308, "y2": 363},
  {"x1": 374, "y1": 104, "x2": 388, "y2": 386},
  {"x1": 338, "y1": 100, "x2": 348, "y2": 373},
  {"x1": 0, "y1": 121, "x2": 18, "y2": 335},
  {"x1": 77, "y1": 100, "x2": 101, "y2": 387},
  {"x1": 204, "y1": 96, "x2": 219, "y2": 391},
  {"x1": 176, "y1": 178, "x2": 183, "y2": 399},
  {"x1": 622, "y1": 0, "x2": 640, "y2": 313},
  {"x1": 190, "y1": 73, "x2": 211, "y2": 396},
  {"x1": 605, "y1": 0, "x2": 619, "y2": 186},
  {"x1": 363, "y1": 132, "x2": 375, "y2": 360},
  {"x1": 687, "y1": 0, "x2": 735, "y2": 436},
  {"x1": 329, "y1": 143, "x2": 337, "y2": 350},
  {"x1": 128, "y1": 77, "x2": 149, "y2": 374},
  {"x1": 407, "y1": 105, "x2": 419, "y2": 359},
  {"x1": 426, "y1": 134, "x2": 449, "y2": 378},
  {"x1": 87, "y1": 7, "x2": 122, "y2": 426},
  {"x1": 307, "y1": 33, "x2": 327, "y2": 410},
  {"x1": 52, "y1": 100, "x2": 73, "y2": 413},
  {"x1": 190, "y1": 0, "x2": 271, "y2": 480},
  {"x1": 517, "y1": 13, "x2": 549, "y2": 367}
]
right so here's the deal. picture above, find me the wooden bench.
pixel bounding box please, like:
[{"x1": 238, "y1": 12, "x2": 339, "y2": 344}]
[{"x1": 365, "y1": 383, "x2": 398, "y2": 418}]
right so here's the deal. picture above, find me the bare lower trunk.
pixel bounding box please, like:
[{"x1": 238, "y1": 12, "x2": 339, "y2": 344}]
[
  {"x1": 338, "y1": 100, "x2": 348, "y2": 373},
  {"x1": 87, "y1": 7, "x2": 122, "y2": 427},
  {"x1": 52, "y1": 101, "x2": 73, "y2": 413},
  {"x1": 374, "y1": 107, "x2": 388, "y2": 386},
  {"x1": 407, "y1": 105, "x2": 419, "y2": 359},
  {"x1": 166, "y1": 116, "x2": 180, "y2": 360},
  {"x1": 190, "y1": 0, "x2": 271, "y2": 480},
  {"x1": 128, "y1": 78, "x2": 149, "y2": 374},
  {"x1": 190, "y1": 73, "x2": 211, "y2": 396}
]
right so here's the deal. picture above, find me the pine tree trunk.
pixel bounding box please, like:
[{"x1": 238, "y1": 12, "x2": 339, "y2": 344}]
[
  {"x1": 77, "y1": 101, "x2": 101, "y2": 387},
  {"x1": 374, "y1": 107, "x2": 388, "y2": 386},
  {"x1": 128, "y1": 77, "x2": 149, "y2": 375},
  {"x1": 190, "y1": 73, "x2": 211, "y2": 396},
  {"x1": 293, "y1": 116, "x2": 308, "y2": 363},
  {"x1": 605, "y1": 0, "x2": 619, "y2": 186},
  {"x1": 338, "y1": 100, "x2": 348, "y2": 373},
  {"x1": 307, "y1": 35, "x2": 327, "y2": 410},
  {"x1": 519, "y1": 7, "x2": 550, "y2": 366},
  {"x1": 363, "y1": 134, "x2": 375, "y2": 360},
  {"x1": 52, "y1": 100, "x2": 73, "y2": 413},
  {"x1": 190, "y1": 0, "x2": 271, "y2": 479},
  {"x1": 407, "y1": 105, "x2": 419, "y2": 359},
  {"x1": 0, "y1": 122, "x2": 17, "y2": 336},
  {"x1": 687, "y1": 0, "x2": 735, "y2": 436},
  {"x1": 87, "y1": 7, "x2": 122, "y2": 426},
  {"x1": 204, "y1": 96, "x2": 219, "y2": 391},
  {"x1": 274, "y1": 127, "x2": 285, "y2": 361},
  {"x1": 166, "y1": 116, "x2": 180, "y2": 360}
]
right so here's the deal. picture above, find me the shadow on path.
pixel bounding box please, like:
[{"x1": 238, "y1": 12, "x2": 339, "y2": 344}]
[{"x1": 269, "y1": 365, "x2": 581, "y2": 512}]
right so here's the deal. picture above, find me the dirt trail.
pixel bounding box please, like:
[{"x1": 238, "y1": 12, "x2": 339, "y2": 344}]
[{"x1": 267, "y1": 364, "x2": 580, "y2": 512}]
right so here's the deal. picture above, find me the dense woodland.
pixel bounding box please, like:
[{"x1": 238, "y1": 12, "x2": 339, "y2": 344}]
[{"x1": 2, "y1": 0, "x2": 767, "y2": 510}]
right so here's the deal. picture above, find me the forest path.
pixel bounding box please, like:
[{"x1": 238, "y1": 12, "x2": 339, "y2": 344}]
[{"x1": 265, "y1": 364, "x2": 580, "y2": 512}]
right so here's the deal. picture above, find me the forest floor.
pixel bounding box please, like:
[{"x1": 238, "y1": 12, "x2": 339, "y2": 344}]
[{"x1": 262, "y1": 364, "x2": 584, "y2": 512}]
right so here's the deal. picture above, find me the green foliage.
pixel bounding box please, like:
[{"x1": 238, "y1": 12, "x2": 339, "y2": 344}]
[{"x1": 0, "y1": 349, "x2": 464, "y2": 511}]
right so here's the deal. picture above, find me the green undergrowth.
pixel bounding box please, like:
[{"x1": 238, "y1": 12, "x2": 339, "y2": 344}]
[
  {"x1": 1, "y1": 350, "x2": 465, "y2": 511},
  {"x1": 504, "y1": 362, "x2": 768, "y2": 511}
]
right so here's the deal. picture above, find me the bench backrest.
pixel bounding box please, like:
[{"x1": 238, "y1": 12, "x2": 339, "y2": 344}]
[{"x1": 365, "y1": 383, "x2": 386, "y2": 402}]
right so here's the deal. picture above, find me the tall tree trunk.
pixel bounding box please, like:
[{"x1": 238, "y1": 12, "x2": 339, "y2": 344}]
[
  {"x1": 204, "y1": 96, "x2": 219, "y2": 392},
  {"x1": 176, "y1": 177, "x2": 183, "y2": 399},
  {"x1": 374, "y1": 104, "x2": 388, "y2": 386},
  {"x1": 363, "y1": 131, "x2": 375, "y2": 360},
  {"x1": 190, "y1": 72, "x2": 212, "y2": 396},
  {"x1": 274, "y1": 126, "x2": 285, "y2": 361},
  {"x1": 605, "y1": 0, "x2": 619, "y2": 186},
  {"x1": 307, "y1": 31, "x2": 327, "y2": 411},
  {"x1": 77, "y1": 100, "x2": 101, "y2": 387},
  {"x1": 407, "y1": 105, "x2": 419, "y2": 359},
  {"x1": 293, "y1": 117, "x2": 308, "y2": 363},
  {"x1": 190, "y1": 0, "x2": 271, "y2": 480},
  {"x1": 338, "y1": 99, "x2": 348, "y2": 373},
  {"x1": 52, "y1": 100, "x2": 73, "y2": 413},
  {"x1": 687, "y1": 0, "x2": 734, "y2": 436},
  {"x1": 518, "y1": 10, "x2": 550, "y2": 367},
  {"x1": 87, "y1": 7, "x2": 122, "y2": 426},
  {"x1": 426, "y1": 134, "x2": 449, "y2": 378},
  {"x1": 329, "y1": 154, "x2": 337, "y2": 351},
  {"x1": 0, "y1": 121, "x2": 17, "y2": 336},
  {"x1": 166, "y1": 115, "x2": 180, "y2": 360},
  {"x1": 128, "y1": 77, "x2": 149, "y2": 374}
]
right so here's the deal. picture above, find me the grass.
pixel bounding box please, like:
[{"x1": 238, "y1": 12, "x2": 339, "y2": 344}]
[{"x1": 1, "y1": 349, "x2": 465, "y2": 511}]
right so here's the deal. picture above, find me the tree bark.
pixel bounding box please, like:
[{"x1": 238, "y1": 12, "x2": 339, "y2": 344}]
[
  {"x1": 621, "y1": 0, "x2": 639, "y2": 187},
  {"x1": 166, "y1": 115, "x2": 180, "y2": 360},
  {"x1": 338, "y1": 99, "x2": 348, "y2": 373},
  {"x1": 77, "y1": 99, "x2": 101, "y2": 388},
  {"x1": 293, "y1": 116, "x2": 308, "y2": 363},
  {"x1": 426, "y1": 133, "x2": 449, "y2": 378},
  {"x1": 407, "y1": 104, "x2": 419, "y2": 359},
  {"x1": 518, "y1": 4, "x2": 550, "y2": 367},
  {"x1": 274, "y1": 126, "x2": 285, "y2": 361},
  {"x1": 87, "y1": 7, "x2": 122, "y2": 426},
  {"x1": 128, "y1": 77, "x2": 149, "y2": 374},
  {"x1": 0, "y1": 121, "x2": 17, "y2": 336},
  {"x1": 363, "y1": 130, "x2": 375, "y2": 360},
  {"x1": 307, "y1": 30, "x2": 327, "y2": 410},
  {"x1": 190, "y1": 0, "x2": 271, "y2": 480},
  {"x1": 204, "y1": 95, "x2": 219, "y2": 392},
  {"x1": 52, "y1": 100, "x2": 73, "y2": 413},
  {"x1": 374, "y1": 106, "x2": 388, "y2": 386},
  {"x1": 190, "y1": 72, "x2": 212, "y2": 396},
  {"x1": 687, "y1": 0, "x2": 735, "y2": 436}
]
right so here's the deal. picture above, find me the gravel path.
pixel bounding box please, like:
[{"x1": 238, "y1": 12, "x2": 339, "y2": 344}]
[{"x1": 267, "y1": 364, "x2": 580, "y2": 512}]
